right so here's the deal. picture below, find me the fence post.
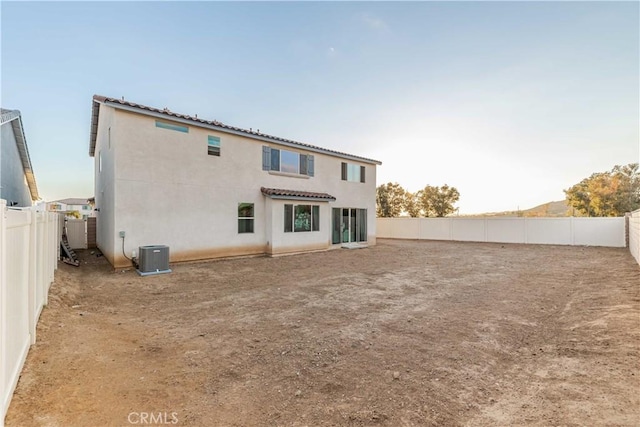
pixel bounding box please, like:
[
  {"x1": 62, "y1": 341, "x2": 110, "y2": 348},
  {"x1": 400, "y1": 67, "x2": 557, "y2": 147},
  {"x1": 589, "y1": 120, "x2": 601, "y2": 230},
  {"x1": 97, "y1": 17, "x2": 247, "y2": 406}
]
[
  {"x1": 0, "y1": 200, "x2": 6, "y2": 424},
  {"x1": 48, "y1": 214, "x2": 55, "y2": 289},
  {"x1": 484, "y1": 218, "x2": 488, "y2": 242},
  {"x1": 570, "y1": 217, "x2": 575, "y2": 246},
  {"x1": 625, "y1": 213, "x2": 630, "y2": 248},
  {"x1": 42, "y1": 212, "x2": 49, "y2": 305},
  {"x1": 53, "y1": 214, "x2": 58, "y2": 273},
  {"x1": 47, "y1": 214, "x2": 54, "y2": 282}
]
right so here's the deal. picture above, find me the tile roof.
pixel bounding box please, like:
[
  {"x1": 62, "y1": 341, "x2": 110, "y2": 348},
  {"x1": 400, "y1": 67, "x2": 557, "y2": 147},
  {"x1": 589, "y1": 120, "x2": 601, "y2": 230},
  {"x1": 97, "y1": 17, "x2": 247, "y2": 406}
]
[
  {"x1": 50, "y1": 198, "x2": 91, "y2": 205},
  {"x1": 261, "y1": 187, "x2": 336, "y2": 201},
  {"x1": 89, "y1": 95, "x2": 381, "y2": 165}
]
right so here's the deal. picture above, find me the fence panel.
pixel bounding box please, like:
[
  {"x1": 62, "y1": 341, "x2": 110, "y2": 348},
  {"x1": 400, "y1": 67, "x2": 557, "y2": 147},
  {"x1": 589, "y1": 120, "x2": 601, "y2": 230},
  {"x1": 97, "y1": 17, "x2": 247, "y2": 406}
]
[
  {"x1": 65, "y1": 218, "x2": 87, "y2": 249},
  {"x1": 386, "y1": 218, "x2": 421, "y2": 239},
  {"x1": 525, "y1": 218, "x2": 573, "y2": 245},
  {"x1": 377, "y1": 217, "x2": 626, "y2": 248},
  {"x1": 418, "y1": 218, "x2": 451, "y2": 240},
  {"x1": 573, "y1": 217, "x2": 625, "y2": 247},
  {"x1": 0, "y1": 201, "x2": 4, "y2": 426},
  {"x1": 1, "y1": 208, "x2": 31, "y2": 426},
  {"x1": 451, "y1": 219, "x2": 486, "y2": 242},
  {"x1": 486, "y1": 218, "x2": 525, "y2": 243},
  {"x1": 1, "y1": 201, "x2": 58, "y2": 426},
  {"x1": 0, "y1": 202, "x2": 3, "y2": 426}
]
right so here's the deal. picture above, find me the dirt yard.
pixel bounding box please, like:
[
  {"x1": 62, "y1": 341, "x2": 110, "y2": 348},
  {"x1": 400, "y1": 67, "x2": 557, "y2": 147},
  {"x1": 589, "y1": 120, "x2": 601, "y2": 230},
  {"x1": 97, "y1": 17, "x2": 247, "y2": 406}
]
[{"x1": 6, "y1": 239, "x2": 640, "y2": 426}]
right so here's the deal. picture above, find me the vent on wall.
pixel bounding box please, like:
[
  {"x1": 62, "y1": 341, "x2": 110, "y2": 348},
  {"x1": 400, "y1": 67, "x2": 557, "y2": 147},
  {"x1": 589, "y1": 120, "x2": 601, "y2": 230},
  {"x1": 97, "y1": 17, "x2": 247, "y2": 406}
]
[{"x1": 137, "y1": 245, "x2": 171, "y2": 276}]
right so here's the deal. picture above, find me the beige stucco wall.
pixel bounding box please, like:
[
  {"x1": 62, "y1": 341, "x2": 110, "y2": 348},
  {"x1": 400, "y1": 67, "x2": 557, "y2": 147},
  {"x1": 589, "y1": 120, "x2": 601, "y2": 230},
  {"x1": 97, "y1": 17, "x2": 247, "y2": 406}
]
[
  {"x1": 266, "y1": 199, "x2": 332, "y2": 256},
  {"x1": 95, "y1": 106, "x2": 377, "y2": 268},
  {"x1": 93, "y1": 106, "x2": 116, "y2": 265}
]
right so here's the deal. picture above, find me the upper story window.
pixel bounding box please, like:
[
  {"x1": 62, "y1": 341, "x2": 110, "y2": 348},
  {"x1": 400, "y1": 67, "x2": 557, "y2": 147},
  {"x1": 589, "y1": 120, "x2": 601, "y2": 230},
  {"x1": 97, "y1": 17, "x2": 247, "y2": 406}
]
[
  {"x1": 208, "y1": 136, "x2": 221, "y2": 156},
  {"x1": 279, "y1": 150, "x2": 299, "y2": 173},
  {"x1": 341, "y1": 162, "x2": 365, "y2": 183},
  {"x1": 262, "y1": 146, "x2": 314, "y2": 177},
  {"x1": 155, "y1": 120, "x2": 189, "y2": 133}
]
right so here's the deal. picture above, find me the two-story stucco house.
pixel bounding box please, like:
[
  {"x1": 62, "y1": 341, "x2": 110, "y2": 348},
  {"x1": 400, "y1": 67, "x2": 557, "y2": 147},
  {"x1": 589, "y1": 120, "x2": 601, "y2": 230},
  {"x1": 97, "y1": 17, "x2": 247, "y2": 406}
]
[
  {"x1": 89, "y1": 95, "x2": 381, "y2": 269},
  {"x1": 1, "y1": 109, "x2": 39, "y2": 207}
]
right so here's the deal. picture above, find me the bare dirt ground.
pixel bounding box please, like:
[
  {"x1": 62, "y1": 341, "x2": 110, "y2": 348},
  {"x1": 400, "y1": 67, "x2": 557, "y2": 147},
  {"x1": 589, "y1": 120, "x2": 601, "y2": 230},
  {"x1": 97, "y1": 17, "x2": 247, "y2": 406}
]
[{"x1": 6, "y1": 239, "x2": 640, "y2": 426}]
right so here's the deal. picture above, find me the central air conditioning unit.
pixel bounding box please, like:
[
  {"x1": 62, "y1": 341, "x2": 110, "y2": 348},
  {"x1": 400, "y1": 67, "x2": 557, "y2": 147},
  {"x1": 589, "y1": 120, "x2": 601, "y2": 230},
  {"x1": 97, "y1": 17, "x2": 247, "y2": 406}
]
[{"x1": 136, "y1": 245, "x2": 171, "y2": 276}]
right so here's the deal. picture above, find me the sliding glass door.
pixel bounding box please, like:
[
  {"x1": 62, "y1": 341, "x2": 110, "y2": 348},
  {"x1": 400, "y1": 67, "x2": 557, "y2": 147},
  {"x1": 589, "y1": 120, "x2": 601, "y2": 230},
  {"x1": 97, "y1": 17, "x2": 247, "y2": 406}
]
[{"x1": 332, "y1": 208, "x2": 367, "y2": 244}]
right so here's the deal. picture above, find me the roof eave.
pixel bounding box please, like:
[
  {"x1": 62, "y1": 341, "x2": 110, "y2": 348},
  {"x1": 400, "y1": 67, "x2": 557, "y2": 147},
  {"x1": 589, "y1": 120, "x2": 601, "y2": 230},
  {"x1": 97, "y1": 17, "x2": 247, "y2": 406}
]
[
  {"x1": 9, "y1": 114, "x2": 39, "y2": 201},
  {"x1": 89, "y1": 100, "x2": 100, "y2": 157},
  {"x1": 260, "y1": 187, "x2": 337, "y2": 201},
  {"x1": 265, "y1": 195, "x2": 336, "y2": 202}
]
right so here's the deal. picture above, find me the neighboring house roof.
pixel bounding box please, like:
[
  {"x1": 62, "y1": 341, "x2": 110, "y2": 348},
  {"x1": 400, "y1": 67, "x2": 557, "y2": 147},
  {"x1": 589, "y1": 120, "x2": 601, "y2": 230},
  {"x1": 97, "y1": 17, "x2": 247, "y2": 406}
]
[
  {"x1": 261, "y1": 187, "x2": 336, "y2": 201},
  {"x1": 0, "y1": 108, "x2": 39, "y2": 201},
  {"x1": 89, "y1": 95, "x2": 382, "y2": 165},
  {"x1": 49, "y1": 198, "x2": 91, "y2": 205}
]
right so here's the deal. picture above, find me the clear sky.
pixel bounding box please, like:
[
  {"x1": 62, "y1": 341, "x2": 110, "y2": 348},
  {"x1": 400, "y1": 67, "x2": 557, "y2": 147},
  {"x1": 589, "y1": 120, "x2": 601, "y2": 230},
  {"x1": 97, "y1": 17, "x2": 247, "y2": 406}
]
[{"x1": 1, "y1": 1, "x2": 638, "y2": 214}]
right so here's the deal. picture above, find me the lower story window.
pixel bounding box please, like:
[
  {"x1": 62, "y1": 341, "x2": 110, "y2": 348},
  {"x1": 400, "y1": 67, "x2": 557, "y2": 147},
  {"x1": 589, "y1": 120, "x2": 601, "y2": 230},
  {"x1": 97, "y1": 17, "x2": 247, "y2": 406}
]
[
  {"x1": 238, "y1": 203, "x2": 254, "y2": 233},
  {"x1": 284, "y1": 204, "x2": 320, "y2": 232}
]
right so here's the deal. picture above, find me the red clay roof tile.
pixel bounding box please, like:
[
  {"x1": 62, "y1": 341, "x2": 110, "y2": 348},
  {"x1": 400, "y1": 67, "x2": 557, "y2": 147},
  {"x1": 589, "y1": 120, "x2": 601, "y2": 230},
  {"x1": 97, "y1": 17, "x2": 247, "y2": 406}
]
[{"x1": 260, "y1": 187, "x2": 336, "y2": 201}]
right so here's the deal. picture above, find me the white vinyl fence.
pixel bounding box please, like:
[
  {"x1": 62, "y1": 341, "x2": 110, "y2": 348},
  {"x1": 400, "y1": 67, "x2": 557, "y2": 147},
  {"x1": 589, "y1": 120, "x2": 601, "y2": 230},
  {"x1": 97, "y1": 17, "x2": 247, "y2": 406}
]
[
  {"x1": 1, "y1": 200, "x2": 58, "y2": 426},
  {"x1": 629, "y1": 210, "x2": 640, "y2": 265},
  {"x1": 377, "y1": 217, "x2": 626, "y2": 248}
]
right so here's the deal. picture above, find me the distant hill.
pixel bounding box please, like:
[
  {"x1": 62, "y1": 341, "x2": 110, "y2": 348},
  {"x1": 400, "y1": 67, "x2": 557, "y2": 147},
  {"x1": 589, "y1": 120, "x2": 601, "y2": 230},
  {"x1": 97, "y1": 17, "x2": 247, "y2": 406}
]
[
  {"x1": 465, "y1": 200, "x2": 573, "y2": 217},
  {"x1": 522, "y1": 200, "x2": 573, "y2": 217}
]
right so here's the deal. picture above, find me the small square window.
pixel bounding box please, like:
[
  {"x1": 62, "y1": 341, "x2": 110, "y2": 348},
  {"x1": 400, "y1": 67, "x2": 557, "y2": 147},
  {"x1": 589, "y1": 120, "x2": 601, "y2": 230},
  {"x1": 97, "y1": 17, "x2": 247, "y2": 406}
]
[
  {"x1": 208, "y1": 136, "x2": 221, "y2": 156},
  {"x1": 156, "y1": 120, "x2": 189, "y2": 133}
]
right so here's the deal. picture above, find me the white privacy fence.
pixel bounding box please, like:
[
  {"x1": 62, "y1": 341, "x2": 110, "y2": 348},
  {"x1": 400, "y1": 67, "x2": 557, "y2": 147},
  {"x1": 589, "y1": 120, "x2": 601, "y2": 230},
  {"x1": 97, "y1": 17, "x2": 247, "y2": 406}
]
[
  {"x1": 65, "y1": 218, "x2": 87, "y2": 249},
  {"x1": 1, "y1": 200, "x2": 58, "y2": 425},
  {"x1": 629, "y1": 210, "x2": 640, "y2": 265},
  {"x1": 377, "y1": 217, "x2": 626, "y2": 248}
]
